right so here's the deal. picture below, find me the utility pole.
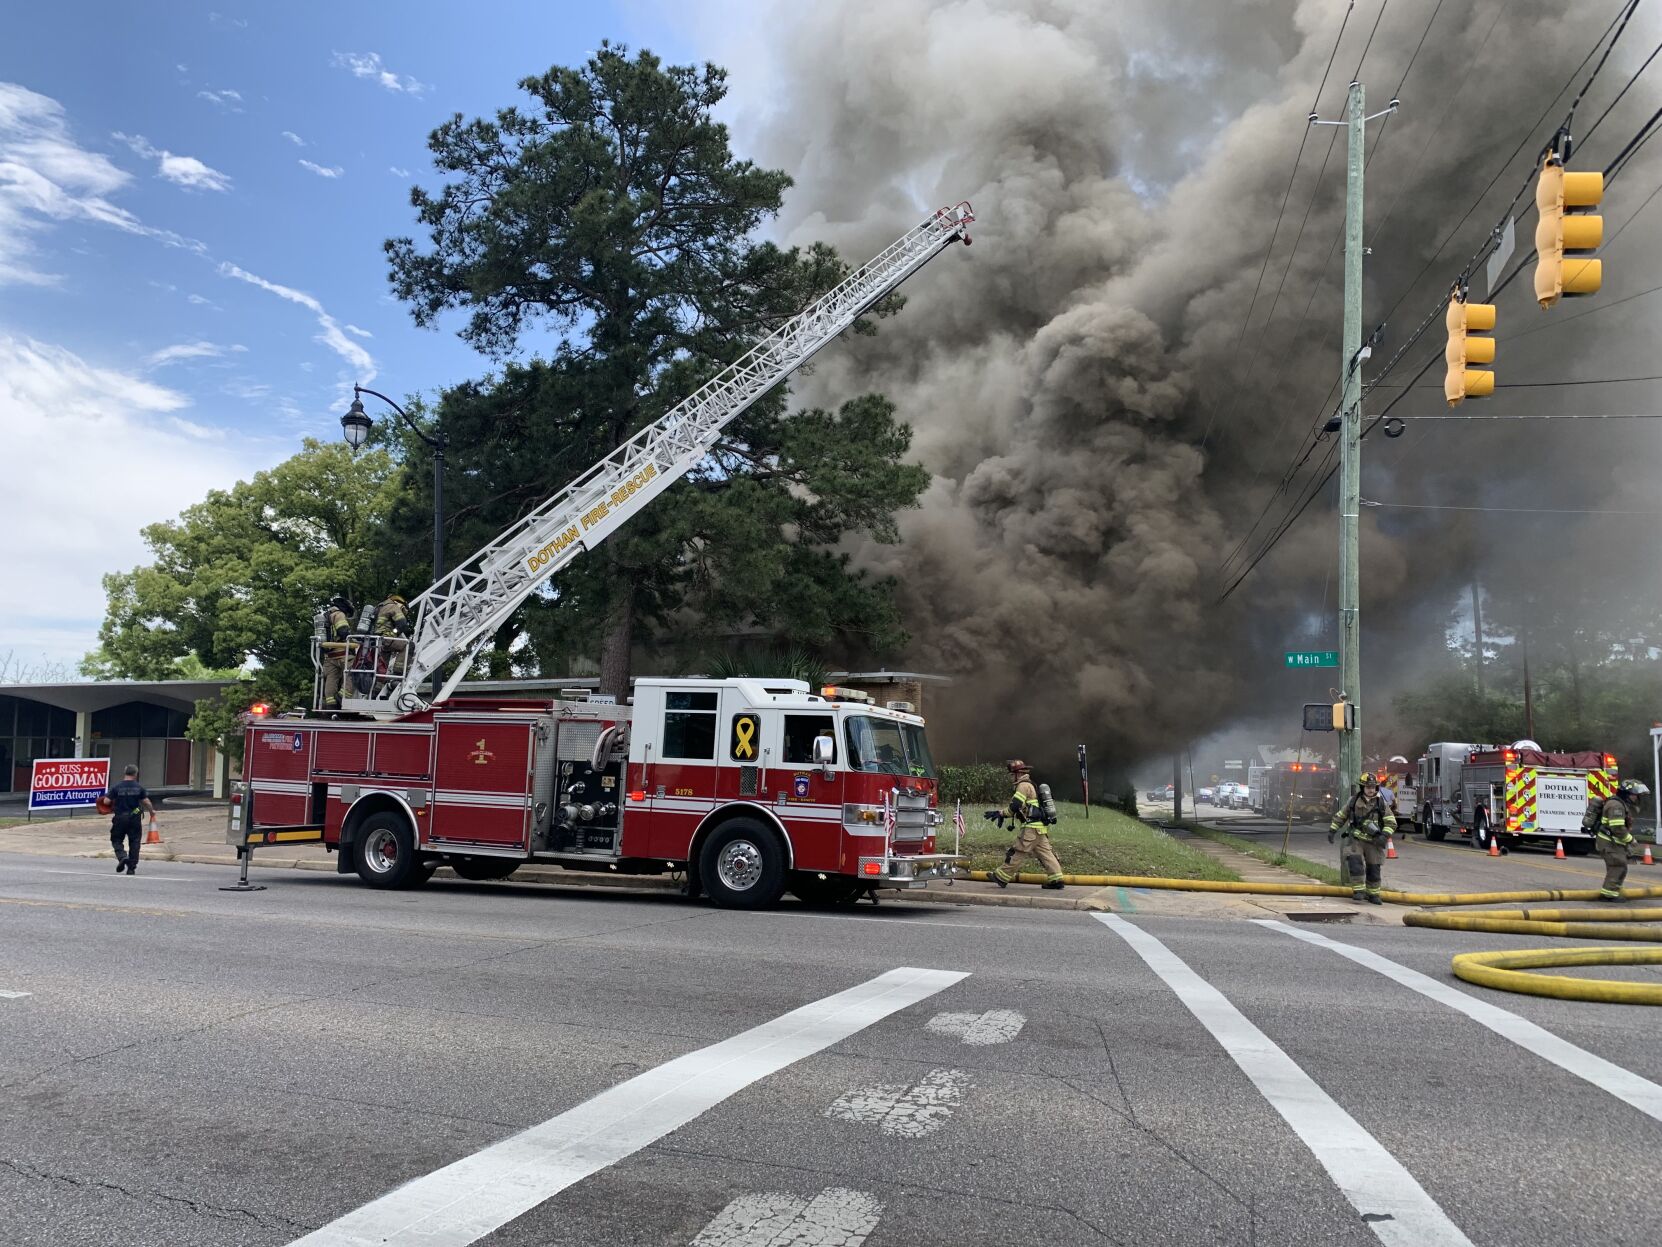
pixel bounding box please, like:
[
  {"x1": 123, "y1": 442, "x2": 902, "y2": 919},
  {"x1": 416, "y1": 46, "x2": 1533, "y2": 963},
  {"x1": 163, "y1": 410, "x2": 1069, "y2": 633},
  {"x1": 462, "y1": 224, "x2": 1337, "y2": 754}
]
[
  {"x1": 1319, "y1": 81, "x2": 1397, "y2": 811},
  {"x1": 1172, "y1": 753, "x2": 1183, "y2": 824}
]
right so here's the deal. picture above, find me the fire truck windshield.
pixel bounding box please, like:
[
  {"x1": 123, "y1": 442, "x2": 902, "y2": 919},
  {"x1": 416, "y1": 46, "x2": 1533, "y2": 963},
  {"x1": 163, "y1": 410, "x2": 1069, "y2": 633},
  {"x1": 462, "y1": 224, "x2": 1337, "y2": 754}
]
[{"x1": 845, "y1": 716, "x2": 935, "y2": 779}]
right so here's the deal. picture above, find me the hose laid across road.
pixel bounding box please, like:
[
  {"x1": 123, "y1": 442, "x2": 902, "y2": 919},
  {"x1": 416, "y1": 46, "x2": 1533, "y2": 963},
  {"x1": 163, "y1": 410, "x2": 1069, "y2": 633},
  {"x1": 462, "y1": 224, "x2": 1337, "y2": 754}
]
[
  {"x1": 1405, "y1": 905, "x2": 1662, "y2": 1006},
  {"x1": 965, "y1": 870, "x2": 1662, "y2": 908}
]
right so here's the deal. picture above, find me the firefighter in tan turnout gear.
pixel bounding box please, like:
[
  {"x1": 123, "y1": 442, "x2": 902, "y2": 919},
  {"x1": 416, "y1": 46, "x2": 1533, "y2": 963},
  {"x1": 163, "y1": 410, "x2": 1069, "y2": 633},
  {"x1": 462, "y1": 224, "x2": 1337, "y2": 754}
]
[
  {"x1": 1329, "y1": 771, "x2": 1396, "y2": 905},
  {"x1": 1585, "y1": 779, "x2": 1645, "y2": 902},
  {"x1": 990, "y1": 760, "x2": 1065, "y2": 890}
]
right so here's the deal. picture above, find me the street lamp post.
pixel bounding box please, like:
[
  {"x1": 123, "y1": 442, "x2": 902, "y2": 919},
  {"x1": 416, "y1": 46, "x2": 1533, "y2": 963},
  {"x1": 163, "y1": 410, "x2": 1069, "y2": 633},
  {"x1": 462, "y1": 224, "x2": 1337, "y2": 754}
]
[{"x1": 341, "y1": 385, "x2": 448, "y2": 580}]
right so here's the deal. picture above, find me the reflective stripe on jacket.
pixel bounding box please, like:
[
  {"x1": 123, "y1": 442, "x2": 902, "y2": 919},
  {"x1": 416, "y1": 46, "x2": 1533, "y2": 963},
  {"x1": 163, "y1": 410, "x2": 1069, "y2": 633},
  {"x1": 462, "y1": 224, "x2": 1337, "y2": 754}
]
[
  {"x1": 1009, "y1": 780, "x2": 1047, "y2": 831},
  {"x1": 1596, "y1": 797, "x2": 1636, "y2": 844},
  {"x1": 1330, "y1": 791, "x2": 1397, "y2": 840}
]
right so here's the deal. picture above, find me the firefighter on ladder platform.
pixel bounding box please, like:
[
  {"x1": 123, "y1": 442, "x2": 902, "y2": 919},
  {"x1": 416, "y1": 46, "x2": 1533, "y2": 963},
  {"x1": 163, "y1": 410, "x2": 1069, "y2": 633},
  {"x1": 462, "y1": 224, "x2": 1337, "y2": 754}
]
[
  {"x1": 1329, "y1": 771, "x2": 1396, "y2": 904},
  {"x1": 990, "y1": 760, "x2": 1065, "y2": 890},
  {"x1": 319, "y1": 595, "x2": 354, "y2": 710}
]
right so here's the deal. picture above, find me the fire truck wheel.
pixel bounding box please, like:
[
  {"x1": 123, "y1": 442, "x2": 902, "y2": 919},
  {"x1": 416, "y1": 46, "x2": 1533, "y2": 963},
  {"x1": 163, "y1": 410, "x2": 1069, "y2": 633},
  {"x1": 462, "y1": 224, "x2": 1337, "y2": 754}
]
[
  {"x1": 353, "y1": 812, "x2": 421, "y2": 889},
  {"x1": 450, "y1": 856, "x2": 520, "y2": 882},
  {"x1": 700, "y1": 820, "x2": 787, "y2": 909}
]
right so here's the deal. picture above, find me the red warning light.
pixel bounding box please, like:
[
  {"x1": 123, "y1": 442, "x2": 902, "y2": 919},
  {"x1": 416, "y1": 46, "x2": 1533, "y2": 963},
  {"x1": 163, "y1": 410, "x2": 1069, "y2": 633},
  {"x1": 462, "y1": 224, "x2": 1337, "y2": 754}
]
[
  {"x1": 627, "y1": 790, "x2": 646, "y2": 802},
  {"x1": 248, "y1": 702, "x2": 272, "y2": 718},
  {"x1": 1604, "y1": 754, "x2": 1618, "y2": 770},
  {"x1": 862, "y1": 861, "x2": 883, "y2": 876}
]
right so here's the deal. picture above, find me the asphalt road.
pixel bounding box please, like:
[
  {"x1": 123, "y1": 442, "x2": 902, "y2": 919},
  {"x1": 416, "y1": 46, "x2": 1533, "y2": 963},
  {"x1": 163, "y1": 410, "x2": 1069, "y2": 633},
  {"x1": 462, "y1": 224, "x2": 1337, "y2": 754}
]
[
  {"x1": 3, "y1": 852, "x2": 1661, "y2": 1246},
  {"x1": 1197, "y1": 803, "x2": 1655, "y2": 896}
]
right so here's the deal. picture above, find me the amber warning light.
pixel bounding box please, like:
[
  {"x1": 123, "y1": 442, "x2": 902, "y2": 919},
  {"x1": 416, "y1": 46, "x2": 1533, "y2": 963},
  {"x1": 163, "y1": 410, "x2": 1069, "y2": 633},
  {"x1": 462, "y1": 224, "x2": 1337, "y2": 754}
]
[
  {"x1": 248, "y1": 702, "x2": 272, "y2": 718},
  {"x1": 1605, "y1": 754, "x2": 1618, "y2": 770}
]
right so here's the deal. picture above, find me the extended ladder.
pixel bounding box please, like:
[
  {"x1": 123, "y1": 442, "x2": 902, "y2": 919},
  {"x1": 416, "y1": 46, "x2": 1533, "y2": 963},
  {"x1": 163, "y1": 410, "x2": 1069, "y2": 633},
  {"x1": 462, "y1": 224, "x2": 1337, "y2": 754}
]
[{"x1": 341, "y1": 202, "x2": 974, "y2": 714}]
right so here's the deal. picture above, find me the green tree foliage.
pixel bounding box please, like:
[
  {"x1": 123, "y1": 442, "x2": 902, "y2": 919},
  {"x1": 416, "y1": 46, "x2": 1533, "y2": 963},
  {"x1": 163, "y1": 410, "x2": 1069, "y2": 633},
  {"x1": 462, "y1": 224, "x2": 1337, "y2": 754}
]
[
  {"x1": 89, "y1": 439, "x2": 405, "y2": 738},
  {"x1": 385, "y1": 44, "x2": 920, "y2": 692},
  {"x1": 937, "y1": 763, "x2": 1011, "y2": 806}
]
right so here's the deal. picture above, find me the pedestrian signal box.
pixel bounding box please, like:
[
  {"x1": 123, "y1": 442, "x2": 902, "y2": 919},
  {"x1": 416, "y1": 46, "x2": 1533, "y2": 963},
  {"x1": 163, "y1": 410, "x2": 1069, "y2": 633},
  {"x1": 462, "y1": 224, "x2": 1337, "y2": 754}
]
[{"x1": 1304, "y1": 702, "x2": 1355, "y2": 732}]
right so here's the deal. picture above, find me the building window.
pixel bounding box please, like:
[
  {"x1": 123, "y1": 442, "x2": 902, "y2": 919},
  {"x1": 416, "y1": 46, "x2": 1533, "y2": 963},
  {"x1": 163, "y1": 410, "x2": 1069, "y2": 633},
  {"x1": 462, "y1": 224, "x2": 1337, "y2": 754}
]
[{"x1": 662, "y1": 691, "x2": 718, "y2": 760}]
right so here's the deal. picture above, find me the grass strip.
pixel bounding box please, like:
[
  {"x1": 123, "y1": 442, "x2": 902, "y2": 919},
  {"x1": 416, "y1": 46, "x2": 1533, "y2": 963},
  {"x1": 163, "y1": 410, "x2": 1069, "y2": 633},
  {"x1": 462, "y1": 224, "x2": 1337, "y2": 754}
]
[{"x1": 947, "y1": 801, "x2": 1238, "y2": 881}]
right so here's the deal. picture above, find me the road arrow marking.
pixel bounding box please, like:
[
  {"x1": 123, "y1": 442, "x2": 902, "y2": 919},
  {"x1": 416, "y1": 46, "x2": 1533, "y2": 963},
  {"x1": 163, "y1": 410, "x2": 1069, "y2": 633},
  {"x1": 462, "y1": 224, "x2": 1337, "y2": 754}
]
[
  {"x1": 825, "y1": 1067, "x2": 968, "y2": 1138},
  {"x1": 0, "y1": 990, "x2": 31, "y2": 1000},
  {"x1": 925, "y1": 1008, "x2": 1025, "y2": 1045},
  {"x1": 1095, "y1": 914, "x2": 1474, "y2": 1247},
  {"x1": 691, "y1": 1187, "x2": 882, "y2": 1246}
]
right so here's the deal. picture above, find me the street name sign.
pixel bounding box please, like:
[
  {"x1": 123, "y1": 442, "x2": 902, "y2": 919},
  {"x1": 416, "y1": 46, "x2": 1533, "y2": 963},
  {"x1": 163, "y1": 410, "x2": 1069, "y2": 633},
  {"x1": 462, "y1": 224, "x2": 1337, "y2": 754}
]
[
  {"x1": 1285, "y1": 650, "x2": 1339, "y2": 668},
  {"x1": 28, "y1": 758, "x2": 110, "y2": 812}
]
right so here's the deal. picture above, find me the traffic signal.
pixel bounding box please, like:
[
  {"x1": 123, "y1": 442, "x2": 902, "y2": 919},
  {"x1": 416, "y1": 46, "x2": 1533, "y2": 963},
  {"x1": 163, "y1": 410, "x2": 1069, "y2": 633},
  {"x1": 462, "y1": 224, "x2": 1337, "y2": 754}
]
[
  {"x1": 1443, "y1": 290, "x2": 1496, "y2": 407},
  {"x1": 1534, "y1": 152, "x2": 1602, "y2": 309}
]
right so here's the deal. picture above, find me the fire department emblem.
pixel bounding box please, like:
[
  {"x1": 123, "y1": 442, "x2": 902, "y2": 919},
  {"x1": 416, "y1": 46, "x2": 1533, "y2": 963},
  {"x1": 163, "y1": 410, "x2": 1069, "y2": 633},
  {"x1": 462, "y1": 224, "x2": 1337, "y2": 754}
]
[
  {"x1": 470, "y1": 739, "x2": 496, "y2": 765},
  {"x1": 793, "y1": 773, "x2": 811, "y2": 799}
]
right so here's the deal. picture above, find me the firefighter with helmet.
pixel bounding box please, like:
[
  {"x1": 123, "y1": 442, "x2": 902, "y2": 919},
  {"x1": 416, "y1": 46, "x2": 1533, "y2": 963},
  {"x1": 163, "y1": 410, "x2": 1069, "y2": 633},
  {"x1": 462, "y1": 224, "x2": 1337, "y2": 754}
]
[
  {"x1": 319, "y1": 595, "x2": 354, "y2": 710},
  {"x1": 1329, "y1": 770, "x2": 1396, "y2": 904},
  {"x1": 372, "y1": 593, "x2": 414, "y2": 678},
  {"x1": 1586, "y1": 779, "x2": 1645, "y2": 902},
  {"x1": 991, "y1": 760, "x2": 1065, "y2": 890}
]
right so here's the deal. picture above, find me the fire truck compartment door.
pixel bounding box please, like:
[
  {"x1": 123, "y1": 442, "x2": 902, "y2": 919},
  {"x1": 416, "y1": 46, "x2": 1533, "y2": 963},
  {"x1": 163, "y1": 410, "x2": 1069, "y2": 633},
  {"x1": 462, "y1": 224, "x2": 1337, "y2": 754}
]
[{"x1": 429, "y1": 719, "x2": 534, "y2": 851}]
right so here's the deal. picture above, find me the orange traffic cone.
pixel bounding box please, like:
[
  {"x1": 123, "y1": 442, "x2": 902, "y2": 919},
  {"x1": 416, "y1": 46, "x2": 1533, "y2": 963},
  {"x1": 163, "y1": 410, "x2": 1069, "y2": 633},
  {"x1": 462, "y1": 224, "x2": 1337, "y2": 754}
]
[
  {"x1": 1555, "y1": 838, "x2": 1566, "y2": 859},
  {"x1": 144, "y1": 816, "x2": 162, "y2": 845},
  {"x1": 1386, "y1": 835, "x2": 1398, "y2": 860},
  {"x1": 1645, "y1": 842, "x2": 1655, "y2": 866},
  {"x1": 1488, "y1": 832, "x2": 1501, "y2": 858}
]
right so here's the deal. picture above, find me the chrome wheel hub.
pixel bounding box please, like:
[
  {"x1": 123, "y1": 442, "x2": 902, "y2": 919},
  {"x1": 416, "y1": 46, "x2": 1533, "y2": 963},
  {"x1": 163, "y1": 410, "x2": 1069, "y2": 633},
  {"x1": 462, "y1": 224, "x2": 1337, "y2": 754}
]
[
  {"x1": 364, "y1": 827, "x2": 399, "y2": 874},
  {"x1": 716, "y1": 838, "x2": 764, "y2": 892}
]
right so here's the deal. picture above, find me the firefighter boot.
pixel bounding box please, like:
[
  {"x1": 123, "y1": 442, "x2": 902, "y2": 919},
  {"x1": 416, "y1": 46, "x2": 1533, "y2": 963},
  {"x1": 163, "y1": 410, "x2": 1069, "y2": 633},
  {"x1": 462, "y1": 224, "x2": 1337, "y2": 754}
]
[{"x1": 1042, "y1": 877, "x2": 1064, "y2": 890}]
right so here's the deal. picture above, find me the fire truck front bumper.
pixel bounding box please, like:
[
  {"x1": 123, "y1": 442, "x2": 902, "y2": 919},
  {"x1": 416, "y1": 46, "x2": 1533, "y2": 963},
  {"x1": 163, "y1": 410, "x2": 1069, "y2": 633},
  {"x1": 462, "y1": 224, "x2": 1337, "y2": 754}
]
[{"x1": 854, "y1": 853, "x2": 966, "y2": 889}]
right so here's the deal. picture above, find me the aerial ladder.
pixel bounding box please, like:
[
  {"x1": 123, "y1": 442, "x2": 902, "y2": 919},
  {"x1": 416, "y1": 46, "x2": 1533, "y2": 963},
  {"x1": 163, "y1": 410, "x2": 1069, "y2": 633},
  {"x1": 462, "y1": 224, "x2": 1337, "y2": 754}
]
[{"x1": 326, "y1": 201, "x2": 975, "y2": 716}]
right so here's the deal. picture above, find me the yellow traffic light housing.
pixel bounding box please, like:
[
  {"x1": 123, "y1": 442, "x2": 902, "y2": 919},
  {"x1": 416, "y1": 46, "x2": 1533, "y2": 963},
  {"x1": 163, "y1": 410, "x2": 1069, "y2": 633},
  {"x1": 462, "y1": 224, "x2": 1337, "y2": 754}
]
[
  {"x1": 1534, "y1": 153, "x2": 1603, "y2": 308},
  {"x1": 1444, "y1": 291, "x2": 1496, "y2": 407}
]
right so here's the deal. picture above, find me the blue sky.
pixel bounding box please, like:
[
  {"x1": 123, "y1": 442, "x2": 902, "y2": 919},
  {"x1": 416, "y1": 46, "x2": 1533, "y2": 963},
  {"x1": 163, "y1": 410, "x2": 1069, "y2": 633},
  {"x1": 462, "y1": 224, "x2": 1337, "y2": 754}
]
[{"x1": 0, "y1": 2, "x2": 708, "y2": 672}]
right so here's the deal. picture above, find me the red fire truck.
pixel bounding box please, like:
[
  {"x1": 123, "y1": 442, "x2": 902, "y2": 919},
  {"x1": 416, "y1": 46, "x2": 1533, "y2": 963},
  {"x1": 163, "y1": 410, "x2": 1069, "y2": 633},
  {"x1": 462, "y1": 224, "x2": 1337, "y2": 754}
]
[
  {"x1": 1259, "y1": 761, "x2": 1337, "y2": 823},
  {"x1": 232, "y1": 680, "x2": 952, "y2": 907},
  {"x1": 229, "y1": 203, "x2": 977, "y2": 907}
]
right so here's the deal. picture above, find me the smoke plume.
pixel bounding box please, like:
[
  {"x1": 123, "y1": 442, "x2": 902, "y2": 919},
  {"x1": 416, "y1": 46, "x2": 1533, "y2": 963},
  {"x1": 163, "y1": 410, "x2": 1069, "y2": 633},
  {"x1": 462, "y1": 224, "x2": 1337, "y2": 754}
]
[{"x1": 701, "y1": 0, "x2": 1662, "y2": 775}]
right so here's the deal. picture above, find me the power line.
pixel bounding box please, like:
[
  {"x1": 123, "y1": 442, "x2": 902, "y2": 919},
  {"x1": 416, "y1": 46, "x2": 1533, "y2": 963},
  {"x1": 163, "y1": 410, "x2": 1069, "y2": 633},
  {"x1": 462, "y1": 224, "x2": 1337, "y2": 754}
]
[
  {"x1": 1387, "y1": 412, "x2": 1662, "y2": 420},
  {"x1": 1362, "y1": 497, "x2": 1662, "y2": 516},
  {"x1": 1199, "y1": 1, "x2": 1356, "y2": 450},
  {"x1": 1352, "y1": 0, "x2": 1390, "y2": 81},
  {"x1": 1370, "y1": 374, "x2": 1662, "y2": 389},
  {"x1": 1579, "y1": 35, "x2": 1662, "y2": 148},
  {"x1": 1219, "y1": 2, "x2": 1647, "y2": 590}
]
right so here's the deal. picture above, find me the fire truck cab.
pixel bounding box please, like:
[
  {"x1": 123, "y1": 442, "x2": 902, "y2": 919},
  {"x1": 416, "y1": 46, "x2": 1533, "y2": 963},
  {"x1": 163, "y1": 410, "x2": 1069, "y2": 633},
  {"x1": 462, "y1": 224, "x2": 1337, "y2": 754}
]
[{"x1": 233, "y1": 678, "x2": 959, "y2": 909}]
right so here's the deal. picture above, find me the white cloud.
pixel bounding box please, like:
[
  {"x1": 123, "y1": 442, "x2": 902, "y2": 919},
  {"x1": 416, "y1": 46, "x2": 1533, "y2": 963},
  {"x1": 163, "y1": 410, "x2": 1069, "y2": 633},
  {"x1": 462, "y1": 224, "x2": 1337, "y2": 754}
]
[
  {"x1": 114, "y1": 131, "x2": 232, "y2": 193},
  {"x1": 281, "y1": 130, "x2": 306, "y2": 146},
  {"x1": 147, "y1": 340, "x2": 246, "y2": 367},
  {"x1": 196, "y1": 88, "x2": 242, "y2": 111},
  {"x1": 331, "y1": 51, "x2": 428, "y2": 95},
  {"x1": 186, "y1": 292, "x2": 217, "y2": 308},
  {"x1": 344, "y1": 323, "x2": 372, "y2": 339},
  {"x1": 217, "y1": 261, "x2": 375, "y2": 381},
  {"x1": 388, "y1": 165, "x2": 411, "y2": 178},
  {"x1": 298, "y1": 158, "x2": 343, "y2": 179},
  {"x1": 0, "y1": 334, "x2": 255, "y2": 667},
  {"x1": 0, "y1": 83, "x2": 204, "y2": 284}
]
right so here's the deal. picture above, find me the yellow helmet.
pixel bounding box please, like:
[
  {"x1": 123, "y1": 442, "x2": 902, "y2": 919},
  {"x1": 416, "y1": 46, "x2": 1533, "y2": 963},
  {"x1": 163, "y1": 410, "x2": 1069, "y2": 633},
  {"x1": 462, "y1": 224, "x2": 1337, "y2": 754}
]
[{"x1": 1358, "y1": 771, "x2": 1378, "y2": 788}]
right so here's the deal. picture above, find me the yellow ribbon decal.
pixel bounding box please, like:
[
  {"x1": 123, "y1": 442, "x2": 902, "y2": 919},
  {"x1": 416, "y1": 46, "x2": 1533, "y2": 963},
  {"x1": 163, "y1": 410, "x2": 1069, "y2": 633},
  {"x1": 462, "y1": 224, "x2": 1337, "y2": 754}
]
[{"x1": 732, "y1": 715, "x2": 758, "y2": 760}]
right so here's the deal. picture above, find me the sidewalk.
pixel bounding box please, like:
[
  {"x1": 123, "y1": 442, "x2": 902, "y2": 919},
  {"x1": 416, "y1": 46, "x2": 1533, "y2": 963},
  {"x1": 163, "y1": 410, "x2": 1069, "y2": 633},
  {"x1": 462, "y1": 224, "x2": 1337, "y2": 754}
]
[{"x1": 0, "y1": 802, "x2": 1349, "y2": 919}]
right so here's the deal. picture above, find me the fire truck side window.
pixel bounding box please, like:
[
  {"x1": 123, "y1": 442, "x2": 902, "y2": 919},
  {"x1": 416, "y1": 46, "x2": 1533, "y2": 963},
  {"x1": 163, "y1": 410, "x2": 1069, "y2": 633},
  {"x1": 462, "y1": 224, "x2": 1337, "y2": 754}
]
[
  {"x1": 662, "y1": 691, "x2": 719, "y2": 759},
  {"x1": 784, "y1": 715, "x2": 836, "y2": 765}
]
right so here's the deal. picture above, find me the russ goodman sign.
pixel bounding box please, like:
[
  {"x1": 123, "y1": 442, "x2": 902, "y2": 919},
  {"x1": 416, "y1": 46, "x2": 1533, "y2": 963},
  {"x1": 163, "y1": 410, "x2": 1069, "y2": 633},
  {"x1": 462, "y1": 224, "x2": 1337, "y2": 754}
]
[{"x1": 28, "y1": 758, "x2": 111, "y2": 812}]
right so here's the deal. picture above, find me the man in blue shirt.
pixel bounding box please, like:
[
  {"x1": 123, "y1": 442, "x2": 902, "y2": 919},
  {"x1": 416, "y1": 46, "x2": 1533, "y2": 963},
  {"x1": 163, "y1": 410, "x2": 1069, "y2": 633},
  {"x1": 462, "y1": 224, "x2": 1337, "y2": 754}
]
[{"x1": 107, "y1": 765, "x2": 156, "y2": 875}]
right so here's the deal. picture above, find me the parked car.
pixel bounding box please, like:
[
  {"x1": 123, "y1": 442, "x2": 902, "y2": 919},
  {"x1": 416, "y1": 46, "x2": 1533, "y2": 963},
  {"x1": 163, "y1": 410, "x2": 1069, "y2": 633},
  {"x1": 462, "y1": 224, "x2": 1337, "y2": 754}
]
[{"x1": 1198, "y1": 786, "x2": 1216, "y2": 804}]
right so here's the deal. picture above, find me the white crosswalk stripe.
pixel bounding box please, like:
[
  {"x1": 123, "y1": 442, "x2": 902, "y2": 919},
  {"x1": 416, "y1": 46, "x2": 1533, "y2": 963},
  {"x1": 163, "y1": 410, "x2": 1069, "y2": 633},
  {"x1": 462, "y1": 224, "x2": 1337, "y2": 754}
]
[
  {"x1": 1095, "y1": 914, "x2": 1475, "y2": 1247},
  {"x1": 288, "y1": 966, "x2": 965, "y2": 1247},
  {"x1": 691, "y1": 1188, "x2": 883, "y2": 1246},
  {"x1": 925, "y1": 1008, "x2": 1025, "y2": 1045},
  {"x1": 0, "y1": 989, "x2": 31, "y2": 1000},
  {"x1": 826, "y1": 1068, "x2": 969, "y2": 1138},
  {"x1": 1258, "y1": 920, "x2": 1662, "y2": 1123}
]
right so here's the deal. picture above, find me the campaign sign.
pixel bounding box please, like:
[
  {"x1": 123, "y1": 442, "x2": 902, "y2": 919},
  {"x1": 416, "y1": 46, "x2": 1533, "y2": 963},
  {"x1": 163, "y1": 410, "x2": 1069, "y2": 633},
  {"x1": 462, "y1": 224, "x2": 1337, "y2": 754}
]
[{"x1": 29, "y1": 758, "x2": 111, "y2": 812}]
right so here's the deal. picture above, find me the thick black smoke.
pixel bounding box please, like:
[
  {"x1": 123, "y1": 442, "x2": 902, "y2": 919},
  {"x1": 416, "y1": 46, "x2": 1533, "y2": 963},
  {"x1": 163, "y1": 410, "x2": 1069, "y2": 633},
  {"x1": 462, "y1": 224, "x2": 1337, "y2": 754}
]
[{"x1": 703, "y1": 0, "x2": 1662, "y2": 775}]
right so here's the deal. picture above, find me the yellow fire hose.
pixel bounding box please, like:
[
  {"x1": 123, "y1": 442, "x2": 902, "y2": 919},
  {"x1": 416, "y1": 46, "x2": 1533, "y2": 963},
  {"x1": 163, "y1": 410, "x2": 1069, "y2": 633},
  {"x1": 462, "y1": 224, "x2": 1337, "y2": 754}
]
[
  {"x1": 964, "y1": 870, "x2": 1662, "y2": 908},
  {"x1": 965, "y1": 871, "x2": 1662, "y2": 1002}
]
